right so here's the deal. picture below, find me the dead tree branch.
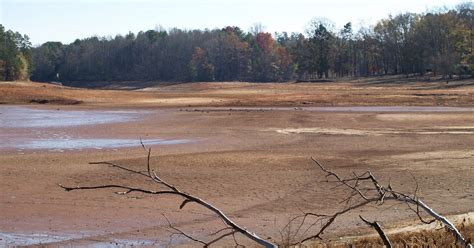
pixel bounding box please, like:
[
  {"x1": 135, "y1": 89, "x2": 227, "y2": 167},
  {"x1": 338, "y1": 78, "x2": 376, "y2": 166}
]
[
  {"x1": 283, "y1": 158, "x2": 472, "y2": 248},
  {"x1": 162, "y1": 214, "x2": 208, "y2": 246},
  {"x1": 60, "y1": 147, "x2": 276, "y2": 248},
  {"x1": 359, "y1": 215, "x2": 392, "y2": 248},
  {"x1": 59, "y1": 147, "x2": 471, "y2": 248}
]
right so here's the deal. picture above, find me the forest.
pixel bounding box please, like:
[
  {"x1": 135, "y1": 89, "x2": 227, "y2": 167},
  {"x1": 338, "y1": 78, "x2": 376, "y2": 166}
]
[
  {"x1": 1, "y1": 3, "x2": 473, "y2": 83},
  {"x1": 0, "y1": 25, "x2": 31, "y2": 81}
]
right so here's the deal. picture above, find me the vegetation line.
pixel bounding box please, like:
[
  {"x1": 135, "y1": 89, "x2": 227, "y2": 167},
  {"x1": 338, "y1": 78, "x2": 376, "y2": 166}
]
[{"x1": 1, "y1": 3, "x2": 472, "y2": 84}]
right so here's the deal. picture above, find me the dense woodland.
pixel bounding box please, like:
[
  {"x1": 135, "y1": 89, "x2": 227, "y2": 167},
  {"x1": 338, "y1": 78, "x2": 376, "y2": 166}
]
[
  {"x1": 0, "y1": 25, "x2": 32, "y2": 81},
  {"x1": 1, "y1": 3, "x2": 473, "y2": 83}
]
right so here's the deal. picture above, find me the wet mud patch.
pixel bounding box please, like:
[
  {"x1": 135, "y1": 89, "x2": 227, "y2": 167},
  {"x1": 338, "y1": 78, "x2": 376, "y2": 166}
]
[
  {"x1": 0, "y1": 106, "x2": 191, "y2": 152},
  {"x1": 0, "y1": 106, "x2": 144, "y2": 128},
  {"x1": 1, "y1": 138, "x2": 191, "y2": 152}
]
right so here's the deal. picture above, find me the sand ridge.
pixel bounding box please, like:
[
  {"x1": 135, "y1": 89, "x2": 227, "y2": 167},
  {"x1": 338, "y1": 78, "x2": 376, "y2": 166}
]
[{"x1": 274, "y1": 126, "x2": 474, "y2": 135}]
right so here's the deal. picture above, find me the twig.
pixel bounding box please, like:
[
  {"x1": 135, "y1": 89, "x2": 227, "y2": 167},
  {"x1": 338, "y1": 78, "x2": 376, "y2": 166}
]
[{"x1": 162, "y1": 214, "x2": 207, "y2": 246}]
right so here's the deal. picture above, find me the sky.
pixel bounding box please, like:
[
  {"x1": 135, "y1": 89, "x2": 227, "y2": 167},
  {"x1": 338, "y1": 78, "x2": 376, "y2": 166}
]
[{"x1": 0, "y1": 0, "x2": 467, "y2": 46}]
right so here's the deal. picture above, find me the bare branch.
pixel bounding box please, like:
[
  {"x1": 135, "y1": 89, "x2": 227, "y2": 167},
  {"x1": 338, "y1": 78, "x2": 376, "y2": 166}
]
[
  {"x1": 180, "y1": 199, "x2": 194, "y2": 209},
  {"x1": 63, "y1": 153, "x2": 277, "y2": 248},
  {"x1": 406, "y1": 202, "x2": 435, "y2": 224},
  {"x1": 139, "y1": 138, "x2": 147, "y2": 153},
  {"x1": 407, "y1": 198, "x2": 472, "y2": 248},
  {"x1": 62, "y1": 152, "x2": 472, "y2": 248},
  {"x1": 312, "y1": 157, "x2": 370, "y2": 200},
  {"x1": 296, "y1": 197, "x2": 387, "y2": 245},
  {"x1": 89, "y1": 161, "x2": 148, "y2": 177},
  {"x1": 210, "y1": 227, "x2": 234, "y2": 236},
  {"x1": 359, "y1": 215, "x2": 392, "y2": 248},
  {"x1": 205, "y1": 230, "x2": 238, "y2": 247},
  {"x1": 59, "y1": 184, "x2": 182, "y2": 197},
  {"x1": 162, "y1": 214, "x2": 207, "y2": 246},
  {"x1": 146, "y1": 148, "x2": 152, "y2": 176},
  {"x1": 303, "y1": 158, "x2": 473, "y2": 248}
]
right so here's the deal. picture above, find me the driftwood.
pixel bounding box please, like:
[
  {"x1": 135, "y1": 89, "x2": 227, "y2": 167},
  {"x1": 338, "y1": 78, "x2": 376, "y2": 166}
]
[{"x1": 59, "y1": 146, "x2": 472, "y2": 248}]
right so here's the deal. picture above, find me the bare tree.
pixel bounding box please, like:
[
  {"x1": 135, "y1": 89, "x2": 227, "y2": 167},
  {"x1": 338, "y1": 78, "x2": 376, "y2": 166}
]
[{"x1": 59, "y1": 147, "x2": 472, "y2": 248}]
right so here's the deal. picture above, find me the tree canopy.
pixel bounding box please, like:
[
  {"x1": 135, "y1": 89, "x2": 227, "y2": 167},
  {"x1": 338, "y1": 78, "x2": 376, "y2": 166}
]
[
  {"x1": 0, "y1": 25, "x2": 32, "y2": 81},
  {"x1": 2, "y1": 4, "x2": 472, "y2": 83}
]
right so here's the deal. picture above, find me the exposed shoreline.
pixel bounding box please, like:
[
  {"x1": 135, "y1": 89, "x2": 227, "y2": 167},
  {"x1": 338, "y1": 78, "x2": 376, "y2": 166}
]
[{"x1": 1, "y1": 80, "x2": 473, "y2": 246}]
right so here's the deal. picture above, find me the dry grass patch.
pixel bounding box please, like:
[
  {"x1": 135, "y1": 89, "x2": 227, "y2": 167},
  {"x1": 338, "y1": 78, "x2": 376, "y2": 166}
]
[{"x1": 305, "y1": 222, "x2": 473, "y2": 248}]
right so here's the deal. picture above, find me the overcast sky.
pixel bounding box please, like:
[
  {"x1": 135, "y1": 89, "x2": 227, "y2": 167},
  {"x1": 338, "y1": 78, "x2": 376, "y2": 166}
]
[{"x1": 0, "y1": 0, "x2": 466, "y2": 46}]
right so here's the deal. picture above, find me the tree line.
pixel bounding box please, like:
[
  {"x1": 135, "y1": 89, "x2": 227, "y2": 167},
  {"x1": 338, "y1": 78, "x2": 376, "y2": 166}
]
[
  {"x1": 2, "y1": 3, "x2": 472, "y2": 83},
  {"x1": 0, "y1": 25, "x2": 32, "y2": 81}
]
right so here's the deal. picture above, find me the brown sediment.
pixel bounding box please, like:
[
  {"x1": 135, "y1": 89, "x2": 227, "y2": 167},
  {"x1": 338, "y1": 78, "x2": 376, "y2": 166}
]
[{"x1": 0, "y1": 79, "x2": 473, "y2": 246}]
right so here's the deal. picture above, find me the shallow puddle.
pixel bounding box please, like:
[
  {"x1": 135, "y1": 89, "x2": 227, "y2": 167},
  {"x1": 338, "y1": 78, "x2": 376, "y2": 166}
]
[
  {"x1": 0, "y1": 231, "x2": 160, "y2": 247},
  {"x1": 0, "y1": 232, "x2": 79, "y2": 247},
  {"x1": 1, "y1": 138, "x2": 190, "y2": 152},
  {"x1": 0, "y1": 106, "x2": 190, "y2": 152},
  {"x1": 0, "y1": 106, "x2": 142, "y2": 128}
]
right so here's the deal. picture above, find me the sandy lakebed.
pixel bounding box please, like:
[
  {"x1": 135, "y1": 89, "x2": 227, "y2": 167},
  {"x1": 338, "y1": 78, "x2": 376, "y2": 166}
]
[{"x1": 1, "y1": 80, "x2": 473, "y2": 246}]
